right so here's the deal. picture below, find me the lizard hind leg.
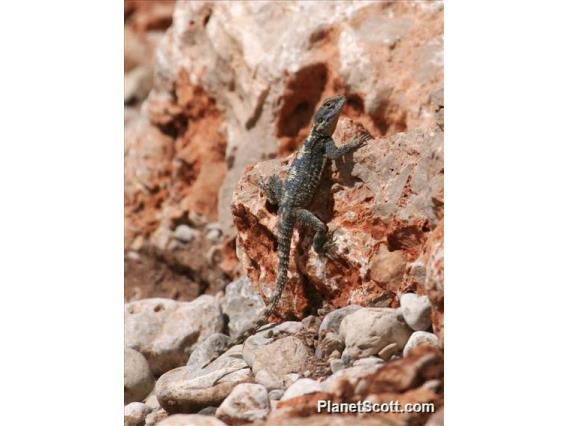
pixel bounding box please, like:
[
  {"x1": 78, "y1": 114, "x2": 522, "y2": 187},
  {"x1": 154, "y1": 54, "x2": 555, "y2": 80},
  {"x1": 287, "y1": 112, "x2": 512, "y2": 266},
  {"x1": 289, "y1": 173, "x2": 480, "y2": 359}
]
[
  {"x1": 260, "y1": 174, "x2": 283, "y2": 206},
  {"x1": 295, "y1": 209, "x2": 331, "y2": 255}
]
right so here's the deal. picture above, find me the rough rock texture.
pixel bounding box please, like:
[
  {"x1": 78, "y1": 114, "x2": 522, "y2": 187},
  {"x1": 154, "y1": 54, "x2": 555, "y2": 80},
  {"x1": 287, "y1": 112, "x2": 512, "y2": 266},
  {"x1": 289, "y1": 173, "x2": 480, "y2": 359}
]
[
  {"x1": 125, "y1": 347, "x2": 155, "y2": 404},
  {"x1": 156, "y1": 414, "x2": 228, "y2": 426},
  {"x1": 124, "y1": 402, "x2": 151, "y2": 426},
  {"x1": 339, "y1": 307, "x2": 413, "y2": 363},
  {"x1": 233, "y1": 120, "x2": 443, "y2": 320},
  {"x1": 156, "y1": 344, "x2": 252, "y2": 414},
  {"x1": 400, "y1": 292, "x2": 433, "y2": 331},
  {"x1": 215, "y1": 383, "x2": 270, "y2": 423},
  {"x1": 318, "y1": 305, "x2": 362, "y2": 337},
  {"x1": 125, "y1": 296, "x2": 224, "y2": 375},
  {"x1": 125, "y1": 0, "x2": 443, "y2": 298},
  {"x1": 403, "y1": 331, "x2": 439, "y2": 357},
  {"x1": 403, "y1": 219, "x2": 444, "y2": 346},
  {"x1": 251, "y1": 336, "x2": 310, "y2": 391},
  {"x1": 220, "y1": 277, "x2": 266, "y2": 338},
  {"x1": 280, "y1": 378, "x2": 323, "y2": 402}
]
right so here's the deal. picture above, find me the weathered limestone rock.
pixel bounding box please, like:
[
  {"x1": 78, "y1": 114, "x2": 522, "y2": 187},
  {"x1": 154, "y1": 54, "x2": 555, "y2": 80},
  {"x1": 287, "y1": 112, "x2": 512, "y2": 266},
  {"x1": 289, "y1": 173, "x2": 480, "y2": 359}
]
[
  {"x1": 233, "y1": 120, "x2": 443, "y2": 319},
  {"x1": 125, "y1": 347, "x2": 155, "y2": 404},
  {"x1": 124, "y1": 402, "x2": 151, "y2": 426},
  {"x1": 339, "y1": 307, "x2": 413, "y2": 363},
  {"x1": 400, "y1": 292, "x2": 433, "y2": 331},
  {"x1": 220, "y1": 277, "x2": 266, "y2": 337},
  {"x1": 216, "y1": 383, "x2": 270, "y2": 423},
  {"x1": 403, "y1": 331, "x2": 439, "y2": 357},
  {"x1": 156, "y1": 344, "x2": 252, "y2": 413},
  {"x1": 125, "y1": 296, "x2": 224, "y2": 375}
]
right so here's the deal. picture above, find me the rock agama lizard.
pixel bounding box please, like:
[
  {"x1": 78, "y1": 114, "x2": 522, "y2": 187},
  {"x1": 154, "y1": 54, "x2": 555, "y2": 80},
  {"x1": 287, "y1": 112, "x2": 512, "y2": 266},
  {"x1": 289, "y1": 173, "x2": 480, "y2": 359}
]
[{"x1": 233, "y1": 95, "x2": 371, "y2": 346}]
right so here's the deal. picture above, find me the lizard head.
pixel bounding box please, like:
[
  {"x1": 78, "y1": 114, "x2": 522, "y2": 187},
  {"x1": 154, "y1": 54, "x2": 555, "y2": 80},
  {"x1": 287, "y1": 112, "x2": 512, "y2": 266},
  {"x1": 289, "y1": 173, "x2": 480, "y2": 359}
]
[{"x1": 313, "y1": 95, "x2": 346, "y2": 136}]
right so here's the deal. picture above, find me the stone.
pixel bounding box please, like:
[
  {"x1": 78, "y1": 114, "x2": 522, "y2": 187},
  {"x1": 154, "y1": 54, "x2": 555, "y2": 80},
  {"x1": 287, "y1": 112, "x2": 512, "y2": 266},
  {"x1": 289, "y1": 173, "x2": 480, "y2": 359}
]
[
  {"x1": 403, "y1": 331, "x2": 439, "y2": 357},
  {"x1": 251, "y1": 336, "x2": 310, "y2": 391},
  {"x1": 400, "y1": 292, "x2": 433, "y2": 331},
  {"x1": 216, "y1": 383, "x2": 270, "y2": 423},
  {"x1": 352, "y1": 356, "x2": 384, "y2": 367},
  {"x1": 125, "y1": 296, "x2": 224, "y2": 375},
  {"x1": 234, "y1": 123, "x2": 443, "y2": 319},
  {"x1": 369, "y1": 246, "x2": 407, "y2": 290},
  {"x1": 280, "y1": 378, "x2": 323, "y2": 402},
  {"x1": 186, "y1": 333, "x2": 231, "y2": 372},
  {"x1": 156, "y1": 345, "x2": 252, "y2": 413},
  {"x1": 329, "y1": 359, "x2": 345, "y2": 374},
  {"x1": 145, "y1": 408, "x2": 168, "y2": 426},
  {"x1": 315, "y1": 332, "x2": 344, "y2": 360},
  {"x1": 125, "y1": 347, "x2": 155, "y2": 404},
  {"x1": 268, "y1": 389, "x2": 285, "y2": 401},
  {"x1": 173, "y1": 224, "x2": 198, "y2": 243},
  {"x1": 339, "y1": 307, "x2": 413, "y2": 363},
  {"x1": 322, "y1": 364, "x2": 382, "y2": 395},
  {"x1": 156, "y1": 414, "x2": 228, "y2": 426},
  {"x1": 242, "y1": 321, "x2": 303, "y2": 366},
  {"x1": 124, "y1": 402, "x2": 151, "y2": 426},
  {"x1": 125, "y1": 65, "x2": 153, "y2": 105},
  {"x1": 220, "y1": 277, "x2": 266, "y2": 338},
  {"x1": 301, "y1": 315, "x2": 321, "y2": 332},
  {"x1": 318, "y1": 305, "x2": 362, "y2": 338}
]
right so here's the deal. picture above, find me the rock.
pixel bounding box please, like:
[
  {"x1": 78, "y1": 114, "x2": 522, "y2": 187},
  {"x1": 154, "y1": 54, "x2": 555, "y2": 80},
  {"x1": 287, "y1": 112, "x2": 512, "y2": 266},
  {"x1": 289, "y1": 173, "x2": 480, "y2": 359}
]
[
  {"x1": 125, "y1": 65, "x2": 154, "y2": 105},
  {"x1": 403, "y1": 219, "x2": 444, "y2": 346},
  {"x1": 322, "y1": 364, "x2": 382, "y2": 395},
  {"x1": 369, "y1": 246, "x2": 407, "y2": 290},
  {"x1": 216, "y1": 383, "x2": 270, "y2": 423},
  {"x1": 125, "y1": 296, "x2": 224, "y2": 375},
  {"x1": 339, "y1": 307, "x2": 413, "y2": 363},
  {"x1": 242, "y1": 321, "x2": 303, "y2": 366},
  {"x1": 403, "y1": 331, "x2": 439, "y2": 357},
  {"x1": 352, "y1": 356, "x2": 384, "y2": 367},
  {"x1": 301, "y1": 315, "x2": 321, "y2": 332},
  {"x1": 251, "y1": 336, "x2": 310, "y2": 390},
  {"x1": 318, "y1": 305, "x2": 362, "y2": 338},
  {"x1": 234, "y1": 122, "x2": 443, "y2": 319},
  {"x1": 145, "y1": 408, "x2": 168, "y2": 426},
  {"x1": 315, "y1": 332, "x2": 344, "y2": 360},
  {"x1": 280, "y1": 378, "x2": 323, "y2": 402},
  {"x1": 125, "y1": 347, "x2": 155, "y2": 404},
  {"x1": 329, "y1": 359, "x2": 345, "y2": 374},
  {"x1": 156, "y1": 345, "x2": 252, "y2": 413},
  {"x1": 400, "y1": 292, "x2": 433, "y2": 331},
  {"x1": 173, "y1": 224, "x2": 199, "y2": 243},
  {"x1": 197, "y1": 406, "x2": 218, "y2": 416},
  {"x1": 220, "y1": 277, "x2": 266, "y2": 337},
  {"x1": 156, "y1": 414, "x2": 228, "y2": 426},
  {"x1": 268, "y1": 389, "x2": 285, "y2": 401},
  {"x1": 124, "y1": 402, "x2": 151, "y2": 426},
  {"x1": 186, "y1": 333, "x2": 231, "y2": 372},
  {"x1": 144, "y1": 394, "x2": 161, "y2": 411}
]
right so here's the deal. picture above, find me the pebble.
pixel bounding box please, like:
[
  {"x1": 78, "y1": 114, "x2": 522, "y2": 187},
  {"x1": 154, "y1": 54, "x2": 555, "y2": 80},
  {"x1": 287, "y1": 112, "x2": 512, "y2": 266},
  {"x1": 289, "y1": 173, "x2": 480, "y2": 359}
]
[
  {"x1": 124, "y1": 402, "x2": 151, "y2": 426},
  {"x1": 403, "y1": 331, "x2": 439, "y2": 357},
  {"x1": 281, "y1": 378, "x2": 323, "y2": 401},
  {"x1": 329, "y1": 358, "x2": 345, "y2": 374},
  {"x1": 156, "y1": 414, "x2": 228, "y2": 426},
  {"x1": 125, "y1": 296, "x2": 224, "y2": 375},
  {"x1": 124, "y1": 347, "x2": 155, "y2": 404},
  {"x1": 220, "y1": 277, "x2": 265, "y2": 338},
  {"x1": 268, "y1": 389, "x2": 285, "y2": 400},
  {"x1": 339, "y1": 307, "x2": 412, "y2": 363},
  {"x1": 318, "y1": 305, "x2": 362, "y2": 337},
  {"x1": 315, "y1": 332, "x2": 344, "y2": 359},
  {"x1": 174, "y1": 224, "x2": 199, "y2": 243},
  {"x1": 400, "y1": 293, "x2": 433, "y2": 331},
  {"x1": 216, "y1": 383, "x2": 270, "y2": 423}
]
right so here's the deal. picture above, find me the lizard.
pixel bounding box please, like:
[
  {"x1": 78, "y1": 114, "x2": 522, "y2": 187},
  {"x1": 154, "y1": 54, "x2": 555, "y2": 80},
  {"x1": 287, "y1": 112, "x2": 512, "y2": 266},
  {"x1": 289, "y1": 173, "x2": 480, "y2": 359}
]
[{"x1": 230, "y1": 94, "x2": 371, "y2": 347}]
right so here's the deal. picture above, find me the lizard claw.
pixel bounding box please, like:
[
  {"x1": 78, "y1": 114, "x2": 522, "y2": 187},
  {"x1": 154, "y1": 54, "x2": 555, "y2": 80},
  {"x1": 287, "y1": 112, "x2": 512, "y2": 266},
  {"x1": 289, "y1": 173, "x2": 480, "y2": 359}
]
[{"x1": 315, "y1": 229, "x2": 340, "y2": 260}]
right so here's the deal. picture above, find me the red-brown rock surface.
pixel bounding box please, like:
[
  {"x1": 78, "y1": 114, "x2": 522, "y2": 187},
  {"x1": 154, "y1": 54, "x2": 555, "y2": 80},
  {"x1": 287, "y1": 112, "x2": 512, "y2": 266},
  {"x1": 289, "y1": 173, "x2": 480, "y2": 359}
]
[
  {"x1": 232, "y1": 118, "x2": 443, "y2": 320},
  {"x1": 124, "y1": 1, "x2": 444, "y2": 301}
]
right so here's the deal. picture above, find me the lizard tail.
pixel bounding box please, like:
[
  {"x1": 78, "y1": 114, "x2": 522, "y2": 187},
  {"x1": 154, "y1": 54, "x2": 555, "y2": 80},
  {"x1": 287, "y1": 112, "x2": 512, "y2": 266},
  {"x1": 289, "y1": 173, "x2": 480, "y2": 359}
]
[{"x1": 234, "y1": 212, "x2": 294, "y2": 345}]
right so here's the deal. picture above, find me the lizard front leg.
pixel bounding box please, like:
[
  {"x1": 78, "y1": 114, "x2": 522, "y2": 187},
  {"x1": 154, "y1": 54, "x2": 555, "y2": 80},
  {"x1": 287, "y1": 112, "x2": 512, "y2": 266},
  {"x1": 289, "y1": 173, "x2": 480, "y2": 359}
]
[
  {"x1": 260, "y1": 174, "x2": 283, "y2": 206},
  {"x1": 324, "y1": 133, "x2": 372, "y2": 160}
]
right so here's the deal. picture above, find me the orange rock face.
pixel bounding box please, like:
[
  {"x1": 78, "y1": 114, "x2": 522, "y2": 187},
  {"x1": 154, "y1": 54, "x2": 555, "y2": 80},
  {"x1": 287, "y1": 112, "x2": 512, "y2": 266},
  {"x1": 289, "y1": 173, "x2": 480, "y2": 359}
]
[{"x1": 232, "y1": 118, "x2": 443, "y2": 320}]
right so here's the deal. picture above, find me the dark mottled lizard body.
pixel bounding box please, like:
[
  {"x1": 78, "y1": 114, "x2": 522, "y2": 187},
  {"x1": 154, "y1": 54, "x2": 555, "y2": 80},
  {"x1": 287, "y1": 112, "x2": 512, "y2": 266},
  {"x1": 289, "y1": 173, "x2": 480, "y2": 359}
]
[{"x1": 230, "y1": 95, "x2": 370, "y2": 346}]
